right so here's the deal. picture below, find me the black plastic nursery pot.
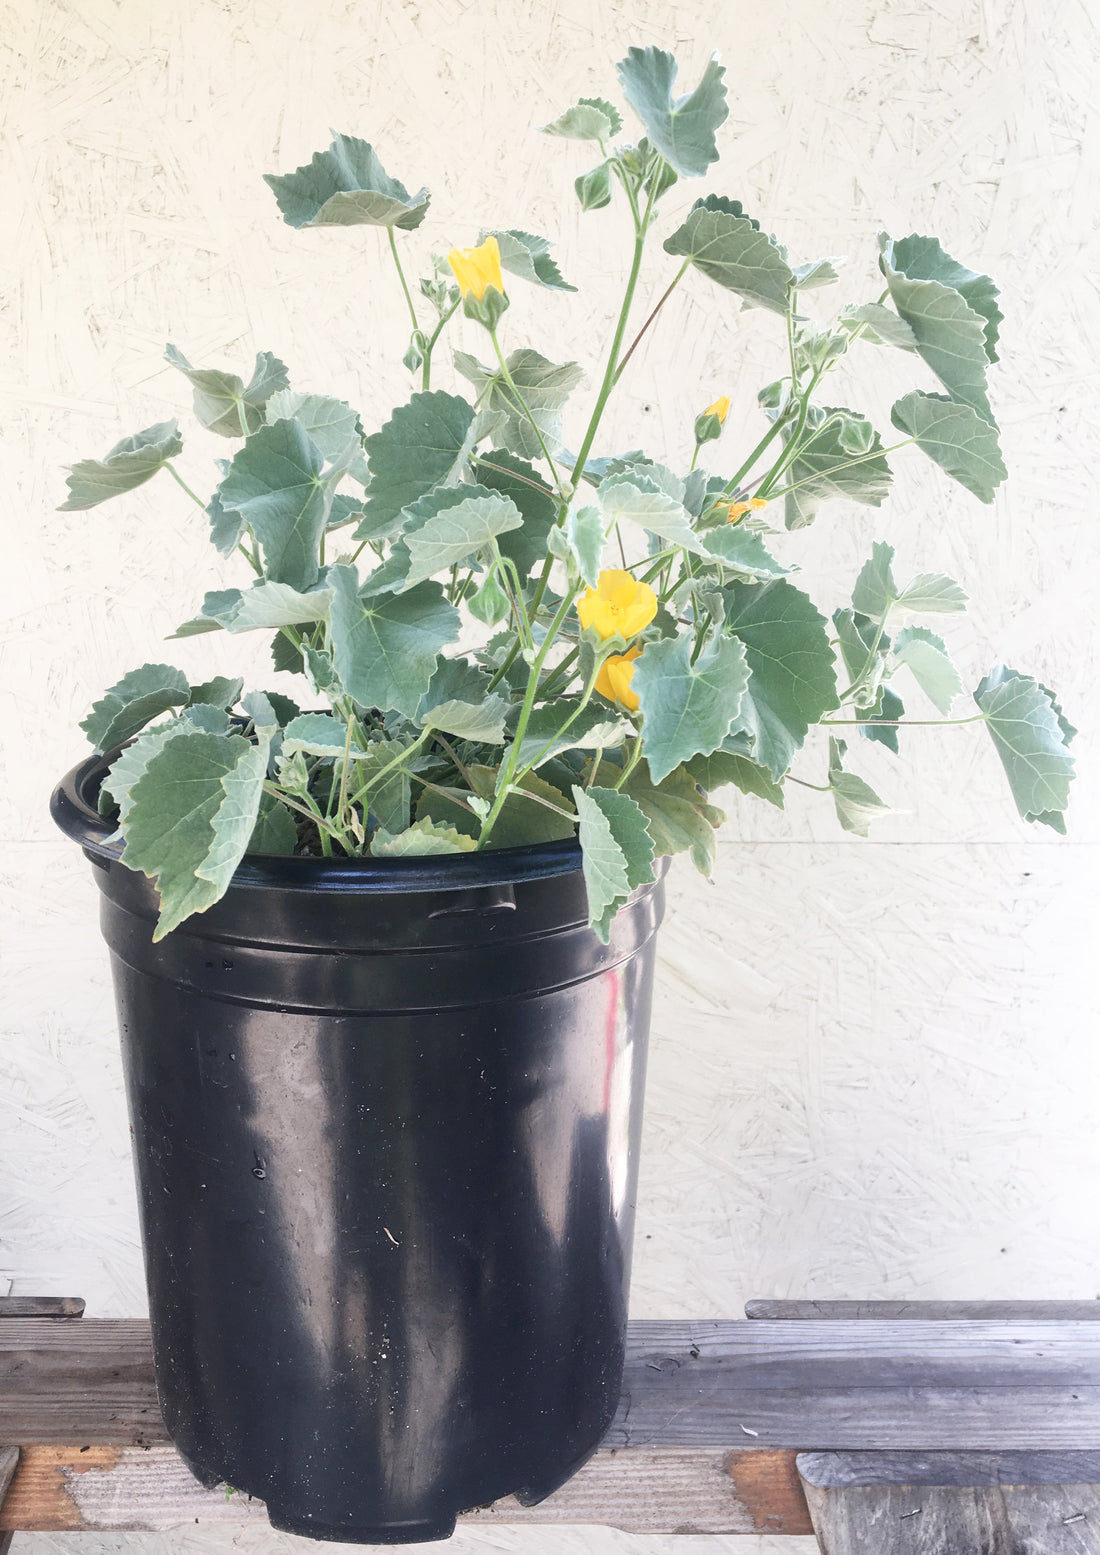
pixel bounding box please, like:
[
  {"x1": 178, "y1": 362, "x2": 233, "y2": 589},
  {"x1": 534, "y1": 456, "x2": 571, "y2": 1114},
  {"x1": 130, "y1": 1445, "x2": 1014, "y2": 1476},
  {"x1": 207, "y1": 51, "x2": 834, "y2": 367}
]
[{"x1": 52, "y1": 752, "x2": 666, "y2": 1544}]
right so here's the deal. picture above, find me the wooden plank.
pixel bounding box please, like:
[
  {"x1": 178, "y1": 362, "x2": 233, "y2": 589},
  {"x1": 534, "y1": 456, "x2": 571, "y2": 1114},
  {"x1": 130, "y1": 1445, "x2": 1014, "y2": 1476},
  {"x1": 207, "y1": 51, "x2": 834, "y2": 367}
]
[
  {"x1": 798, "y1": 1454, "x2": 1100, "y2": 1553},
  {"x1": 0, "y1": 1445, "x2": 813, "y2": 1536},
  {"x1": 7, "y1": 1318, "x2": 1100, "y2": 1451},
  {"x1": 0, "y1": 1449, "x2": 18, "y2": 1555},
  {"x1": 0, "y1": 1299, "x2": 84, "y2": 1321},
  {"x1": 799, "y1": 1451, "x2": 1100, "y2": 1488},
  {"x1": 747, "y1": 1300, "x2": 1100, "y2": 1322},
  {"x1": 801, "y1": 1482, "x2": 1100, "y2": 1554}
]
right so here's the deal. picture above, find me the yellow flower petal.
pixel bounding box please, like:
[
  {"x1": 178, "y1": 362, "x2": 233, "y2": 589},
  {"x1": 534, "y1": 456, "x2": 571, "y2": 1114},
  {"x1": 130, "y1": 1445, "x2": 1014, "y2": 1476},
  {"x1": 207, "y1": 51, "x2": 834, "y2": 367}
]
[
  {"x1": 704, "y1": 395, "x2": 730, "y2": 424},
  {"x1": 725, "y1": 497, "x2": 767, "y2": 523},
  {"x1": 596, "y1": 646, "x2": 642, "y2": 711},
  {"x1": 577, "y1": 569, "x2": 658, "y2": 641},
  {"x1": 447, "y1": 235, "x2": 504, "y2": 302}
]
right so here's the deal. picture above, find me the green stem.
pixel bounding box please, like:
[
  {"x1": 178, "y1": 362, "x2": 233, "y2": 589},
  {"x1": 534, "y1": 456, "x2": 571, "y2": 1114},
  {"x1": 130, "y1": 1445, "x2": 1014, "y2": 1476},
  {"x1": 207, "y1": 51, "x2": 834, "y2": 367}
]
[
  {"x1": 569, "y1": 182, "x2": 658, "y2": 488},
  {"x1": 612, "y1": 736, "x2": 644, "y2": 790},
  {"x1": 346, "y1": 727, "x2": 432, "y2": 810},
  {"x1": 489, "y1": 328, "x2": 562, "y2": 485},
  {"x1": 477, "y1": 592, "x2": 576, "y2": 847},
  {"x1": 472, "y1": 455, "x2": 555, "y2": 498},
  {"x1": 388, "y1": 227, "x2": 420, "y2": 335},
  {"x1": 165, "y1": 462, "x2": 206, "y2": 508},
  {"x1": 823, "y1": 714, "x2": 989, "y2": 728},
  {"x1": 761, "y1": 439, "x2": 917, "y2": 502},
  {"x1": 430, "y1": 731, "x2": 474, "y2": 788},
  {"x1": 262, "y1": 783, "x2": 344, "y2": 845},
  {"x1": 719, "y1": 414, "x2": 789, "y2": 499},
  {"x1": 612, "y1": 259, "x2": 690, "y2": 384},
  {"x1": 421, "y1": 297, "x2": 460, "y2": 392},
  {"x1": 787, "y1": 775, "x2": 831, "y2": 792}
]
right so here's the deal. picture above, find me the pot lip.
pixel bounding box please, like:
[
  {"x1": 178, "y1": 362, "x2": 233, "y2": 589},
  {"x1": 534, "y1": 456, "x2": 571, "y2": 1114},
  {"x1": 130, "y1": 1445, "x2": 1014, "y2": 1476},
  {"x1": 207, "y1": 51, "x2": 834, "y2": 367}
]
[{"x1": 52, "y1": 749, "x2": 585, "y2": 894}]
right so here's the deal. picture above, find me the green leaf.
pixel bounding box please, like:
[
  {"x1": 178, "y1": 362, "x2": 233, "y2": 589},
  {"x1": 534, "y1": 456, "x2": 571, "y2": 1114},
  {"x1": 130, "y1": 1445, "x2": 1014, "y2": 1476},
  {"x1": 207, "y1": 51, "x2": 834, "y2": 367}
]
[
  {"x1": 513, "y1": 700, "x2": 626, "y2": 770},
  {"x1": 896, "y1": 571, "x2": 969, "y2": 613},
  {"x1": 264, "y1": 390, "x2": 367, "y2": 474},
  {"x1": 879, "y1": 233, "x2": 997, "y2": 421},
  {"x1": 81, "y1": 663, "x2": 191, "y2": 753},
  {"x1": 101, "y1": 720, "x2": 197, "y2": 817},
  {"x1": 702, "y1": 525, "x2": 789, "y2": 580},
  {"x1": 561, "y1": 503, "x2": 605, "y2": 587},
  {"x1": 791, "y1": 256, "x2": 843, "y2": 290},
  {"x1": 327, "y1": 492, "x2": 367, "y2": 531},
  {"x1": 974, "y1": 665, "x2": 1075, "y2": 829},
  {"x1": 619, "y1": 759, "x2": 726, "y2": 874},
  {"x1": 633, "y1": 630, "x2": 750, "y2": 784},
  {"x1": 886, "y1": 233, "x2": 1002, "y2": 361},
  {"x1": 664, "y1": 199, "x2": 795, "y2": 314},
  {"x1": 840, "y1": 302, "x2": 918, "y2": 350},
  {"x1": 418, "y1": 692, "x2": 509, "y2": 744},
  {"x1": 359, "y1": 391, "x2": 475, "y2": 540},
  {"x1": 540, "y1": 96, "x2": 623, "y2": 140},
  {"x1": 402, "y1": 487, "x2": 523, "y2": 589},
  {"x1": 780, "y1": 406, "x2": 892, "y2": 530},
  {"x1": 421, "y1": 765, "x2": 575, "y2": 847},
  {"x1": 265, "y1": 133, "x2": 429, "y2": 230},
  {"x1": 183, "y1": 704, "x2": 231, "y2": 734},
  {"x1": 455, "y1": 349, "x2": 582, "y2": 461},
  {"x1": 203, "y1": 578, "x2": 334, "y2": 633},
  {"x1": 827, "y1": 738, "x2": 893, "y2": 837},
  {"x1": 597, "y1": 471, "x2": 707, "y2": 555},
  {"x1": 723, "y1": 578, "x2": 839, "y2": 779},
  {"x1": 616, "y1": 46, "x2": 728, "y2": 178},
  {"x1": 164, "y1": 344, "x2": 289, "y2": 437},
  {"x1": 415, "y1": 658, "x2": 509, "y2": 743},
  {"x1": 249, "y1": 793, "x2": 298, "y2": 855},
  {"x1": 59, "y1": 421, "x2": 182, "y2": 510},
  {"x1": 217, "y1": 419, "x2": 328, "y2": 589},
  {"x1": 851, "y1": 540, "x2": 897, "y2": 618},
  {"x1": 372, "y1": 818, "x2": 476, "y2": 856},
  {"x1": 328, "y1": 564, "x2": 460, "y2": 716},
  {"x1": 473, "y1": 450, "x2": 558, "y2": 579},
  {"x1": 890, "y1": 390, "x2": 1007, "y2": 504},
  {"x1": 121, "y1": 731, "x2": 270, "y2": 939},
  {"x1": 479, "y1": 229, "x2": 576, "y2": 291},
  {"x1": 271, "y1": 630, "x2": 305, "y2": 674},
  {"x1": 860, "y1": 685, "x2": 904, "y2": 754},
  {"x1": 572, "y1": 784, "x2": 655, "y2": 942},
  {"x1": 892, "y1": 625, "x2": 962, "y2": 713},
  {"x1": 189, "y1": 676, "x2": 243, "y2": 711},
  {"x1": 282, "y1": 712, "x2": 370, "y2": 758},
  {"x1": 257, "y1": 690, "x2": 300, "y2": 727},
  {"x1": 685, "y1": 748, "x2": 784, "y2": 808},
  {"x1": 355, "y1": 738, "x2": 413, "y2": 835}
]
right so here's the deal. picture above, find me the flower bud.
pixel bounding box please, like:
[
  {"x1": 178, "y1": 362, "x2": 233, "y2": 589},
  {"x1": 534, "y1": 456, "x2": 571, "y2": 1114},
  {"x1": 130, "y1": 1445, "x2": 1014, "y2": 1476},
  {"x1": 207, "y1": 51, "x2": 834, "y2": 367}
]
[
  {"x1": 575, "y1": 162, "x2": 613, "y2": 212},
  {"x1": 694, "y1": 394, "x2": 730, "y2": 445}
]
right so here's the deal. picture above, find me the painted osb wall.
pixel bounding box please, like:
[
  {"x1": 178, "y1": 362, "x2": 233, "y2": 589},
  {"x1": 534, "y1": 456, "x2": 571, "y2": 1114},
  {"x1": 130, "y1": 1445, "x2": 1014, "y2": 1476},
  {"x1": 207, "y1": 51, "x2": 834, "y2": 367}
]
[{"x1": 1, "y1": 0, "x2": 1097, "y2": 1552}]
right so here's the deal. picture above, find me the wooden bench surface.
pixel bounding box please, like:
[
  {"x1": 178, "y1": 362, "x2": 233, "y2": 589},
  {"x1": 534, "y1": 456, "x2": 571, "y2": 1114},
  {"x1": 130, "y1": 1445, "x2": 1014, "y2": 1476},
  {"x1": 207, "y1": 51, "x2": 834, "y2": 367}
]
[{"x1": 3, "y1": 1305, "x2": 1100, "y2": 1537}]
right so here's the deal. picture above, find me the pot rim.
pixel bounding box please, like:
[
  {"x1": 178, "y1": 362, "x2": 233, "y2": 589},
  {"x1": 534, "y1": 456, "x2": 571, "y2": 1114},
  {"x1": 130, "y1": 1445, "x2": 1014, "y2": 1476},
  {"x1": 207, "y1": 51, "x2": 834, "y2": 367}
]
[{"x1": 52, "y1": 750, "x2": 585, "y2": 895}]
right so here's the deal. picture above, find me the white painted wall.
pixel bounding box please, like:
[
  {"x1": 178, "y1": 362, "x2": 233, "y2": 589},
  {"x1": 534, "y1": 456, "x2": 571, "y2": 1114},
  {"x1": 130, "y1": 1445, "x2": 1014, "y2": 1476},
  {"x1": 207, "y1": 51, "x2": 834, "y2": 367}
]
[{"x1": 1, "y1": 0, "x2": 1097, "y2": 1551}]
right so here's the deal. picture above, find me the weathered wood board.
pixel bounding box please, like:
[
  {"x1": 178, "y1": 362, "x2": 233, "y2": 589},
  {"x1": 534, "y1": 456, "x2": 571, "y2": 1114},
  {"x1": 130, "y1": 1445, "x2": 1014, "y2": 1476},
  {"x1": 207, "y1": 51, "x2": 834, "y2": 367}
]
[
  {"x1": 0, "y1": 1444, "x2": 813, "y2": 1536},
  {"x1": 6, "y1": 1317, "x2": 1100, "y2": 1450},
  {"x1": 749, "y1": 1301, "x2": 1100, "y2": 1322},
  {"x1": 799, "y1": 1452, "x2": 1100, "y2": 1554}
]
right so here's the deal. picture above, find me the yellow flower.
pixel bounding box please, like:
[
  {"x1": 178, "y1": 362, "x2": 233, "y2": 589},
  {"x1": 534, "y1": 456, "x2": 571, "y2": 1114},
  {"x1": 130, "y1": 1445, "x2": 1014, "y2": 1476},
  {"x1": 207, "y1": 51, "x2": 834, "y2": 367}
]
[
  {"x1": 447, "y1": 235, "x2": 504, "y2": 302},
  {"x1": 577, "y1": 569, "x2": 658, "y2": 641},
  {"x1": 704, "y1": 395, "x2": 730, "y2": 424},
  {"x1": 726, "y1": 497, "x2": 768, "y2": 524},
  {"x1": 595, "y1": 646, "x2": 642, "y2": 711}
]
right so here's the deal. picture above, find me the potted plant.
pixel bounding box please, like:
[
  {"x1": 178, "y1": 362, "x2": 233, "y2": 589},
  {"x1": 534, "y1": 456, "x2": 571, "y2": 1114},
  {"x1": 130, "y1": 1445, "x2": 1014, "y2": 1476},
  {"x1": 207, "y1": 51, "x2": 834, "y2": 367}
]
[{"x1": 51, "y1": 43, "x2": 1075, "y2": 1544}]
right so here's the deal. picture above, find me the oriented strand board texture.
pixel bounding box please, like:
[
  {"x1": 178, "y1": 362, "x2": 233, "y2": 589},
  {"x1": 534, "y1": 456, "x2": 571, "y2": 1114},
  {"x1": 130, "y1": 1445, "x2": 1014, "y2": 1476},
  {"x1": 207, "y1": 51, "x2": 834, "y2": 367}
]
[{"x1": 1, "y1": 0, "x2": 1097, "y2": 1551}]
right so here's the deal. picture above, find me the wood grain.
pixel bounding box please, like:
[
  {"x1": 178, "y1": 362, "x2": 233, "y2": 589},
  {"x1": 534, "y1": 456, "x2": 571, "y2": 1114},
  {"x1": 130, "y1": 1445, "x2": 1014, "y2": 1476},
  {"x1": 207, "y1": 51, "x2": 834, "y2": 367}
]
[
  {"x1": 799, "y1": 1451, "x2": 1100, "y2": 1488},
  {"x1": 800, "y1": 1479, "x2": 1100, "y2": 1554},
  {"x1": 0, "y1": 1299, "x2": 84, "y2": 1320},
  {"x1": 6, "y1": 1318, "x2": 1100, "y2": 1451},
  {"x1": 0, "y1": 1445, "x2": 812, "y2": 1536},
  {"x1": 748, "y1": 1301, "x2": 1100, "y2": 1322}
]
